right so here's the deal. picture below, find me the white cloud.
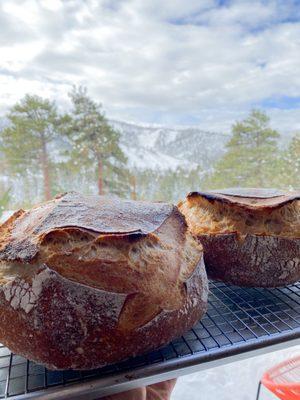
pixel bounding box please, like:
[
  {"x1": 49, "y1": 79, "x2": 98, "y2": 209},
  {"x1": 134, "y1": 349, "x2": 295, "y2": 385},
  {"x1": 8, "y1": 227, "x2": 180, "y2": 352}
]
[
  {"x1": 0, "y1": 0, "x2": 300, "y2": 136},
  {"x1": 39, "y1": 0, "x2": 64, "y2": 12}
]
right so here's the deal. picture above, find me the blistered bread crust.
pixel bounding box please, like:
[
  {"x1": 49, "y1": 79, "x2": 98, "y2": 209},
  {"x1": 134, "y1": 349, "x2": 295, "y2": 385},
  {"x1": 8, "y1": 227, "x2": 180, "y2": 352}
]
[
  {"x1": 179, "y1": 189, "x2": 300, "y2": 287},
  {"x1": 0, "y1": 192, "x2": 208, "y2": 370}
]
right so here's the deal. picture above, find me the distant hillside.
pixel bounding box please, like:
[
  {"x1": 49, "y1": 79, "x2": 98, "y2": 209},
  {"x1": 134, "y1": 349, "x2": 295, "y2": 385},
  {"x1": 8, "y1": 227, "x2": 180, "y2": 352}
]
[
  {"x1": 110, "y1": 120, "x2": 230, "y2": 172},
  {"x1": 0, "y1": 118, "x2": 231, "y2": 206}
]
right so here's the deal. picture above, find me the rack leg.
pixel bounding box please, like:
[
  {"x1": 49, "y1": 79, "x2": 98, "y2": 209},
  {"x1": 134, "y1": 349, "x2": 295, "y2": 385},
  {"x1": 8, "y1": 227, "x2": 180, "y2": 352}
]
[{"x1": 256, "y1": 381, "x2": 262, "y2": 400}]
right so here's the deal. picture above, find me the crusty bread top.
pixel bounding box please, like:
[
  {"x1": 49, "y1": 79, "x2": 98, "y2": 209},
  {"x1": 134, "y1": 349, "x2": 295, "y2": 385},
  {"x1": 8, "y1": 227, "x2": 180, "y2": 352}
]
[
  {"x1": 187, "y1": 188, "x2": 300, "y2": 210},
  {"x1": 0, "y1": 193, "x2": 203, "y2": 331},
  {"x1": 0, "y1": 192, "x2": 181, "y2": 263},
  {"x1": 180, "y1": 188, "x2": 300, "y2": 238}
]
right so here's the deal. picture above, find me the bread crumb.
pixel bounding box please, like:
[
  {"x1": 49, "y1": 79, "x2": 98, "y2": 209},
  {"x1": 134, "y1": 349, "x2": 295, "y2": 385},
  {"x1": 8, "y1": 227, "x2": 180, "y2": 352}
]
[{"x1": 76, "y1": 347, "x2": 84, "y2": 354}]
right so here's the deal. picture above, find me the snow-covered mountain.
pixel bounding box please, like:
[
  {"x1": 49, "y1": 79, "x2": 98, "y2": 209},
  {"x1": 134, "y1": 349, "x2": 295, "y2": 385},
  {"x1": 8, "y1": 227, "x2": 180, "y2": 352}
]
[{"x1": 110, "y1": 120, "x2": 230, "y2": 171}]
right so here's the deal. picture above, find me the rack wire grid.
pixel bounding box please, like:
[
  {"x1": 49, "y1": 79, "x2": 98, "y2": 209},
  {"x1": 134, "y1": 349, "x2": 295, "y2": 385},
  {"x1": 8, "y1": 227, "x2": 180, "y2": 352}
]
[{"x1": 1, "y1": 280, "x2": 300, "y2": 399}]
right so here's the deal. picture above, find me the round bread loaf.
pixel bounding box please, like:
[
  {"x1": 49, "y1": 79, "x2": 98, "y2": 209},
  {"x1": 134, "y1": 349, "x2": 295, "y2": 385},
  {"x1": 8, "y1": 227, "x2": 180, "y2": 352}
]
[
  {"x1": 179, "y1": 188, "x2": 300, "y2": 287},
  {"x1": 0, "y1": 192, "x2": 208, "y2": 370}
]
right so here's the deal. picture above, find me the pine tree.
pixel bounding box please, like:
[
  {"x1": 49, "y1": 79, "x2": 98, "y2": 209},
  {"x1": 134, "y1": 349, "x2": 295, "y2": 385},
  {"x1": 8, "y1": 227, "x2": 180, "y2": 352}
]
[
  {"x1": 0, "y1": 188, "x2": 10, "y2": 219},
  {"x1": 134, "y1": 165, "x2": 203, "y2": 202},
  {"x1": 0, "y1": 95, "x2": 61, "y2": 200},
  {"x1": 67, "y1": 87, "x2": 130, "y2": 197},
  {"x1": 204, "y1": 110, "x2": 281, "y2": 189},
  {"x1": 281, "y1": 133, "x2": 300, "y2": 189}
]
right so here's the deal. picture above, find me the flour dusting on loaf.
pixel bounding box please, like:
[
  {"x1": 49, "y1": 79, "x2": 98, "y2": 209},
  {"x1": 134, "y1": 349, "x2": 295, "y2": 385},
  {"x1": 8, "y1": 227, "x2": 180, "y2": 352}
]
[{"x1": 2, "y1": 267, "x2": 51, "y2": 314}]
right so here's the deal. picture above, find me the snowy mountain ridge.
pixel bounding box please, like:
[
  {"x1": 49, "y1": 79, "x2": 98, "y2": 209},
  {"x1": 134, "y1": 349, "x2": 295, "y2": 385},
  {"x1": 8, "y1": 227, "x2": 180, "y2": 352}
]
[{"x1": 110, "y1": 119, "x2": 230, "y2": 172}]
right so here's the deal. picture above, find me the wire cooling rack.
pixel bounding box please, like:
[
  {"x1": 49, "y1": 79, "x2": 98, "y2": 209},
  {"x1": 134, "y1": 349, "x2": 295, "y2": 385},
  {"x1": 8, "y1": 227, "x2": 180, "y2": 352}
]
[{"x1": 1, "y1": 280, "x2": 300, "y2": 399}]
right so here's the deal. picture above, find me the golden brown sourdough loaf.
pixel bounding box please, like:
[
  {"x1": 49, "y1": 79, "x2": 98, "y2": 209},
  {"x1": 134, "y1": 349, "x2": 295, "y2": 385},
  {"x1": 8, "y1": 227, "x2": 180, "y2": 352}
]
[
  {"x1": 179, "y1": 188, "x2": 300, "y2": 287},
  {"x1": 0, "y1": 192, "x2": 208, "y2": 370}
]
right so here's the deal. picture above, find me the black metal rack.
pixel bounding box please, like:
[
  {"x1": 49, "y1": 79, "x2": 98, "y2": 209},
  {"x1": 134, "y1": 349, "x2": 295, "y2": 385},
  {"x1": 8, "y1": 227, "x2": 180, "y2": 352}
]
[{"x1": 1, "y1": 280, "x2": 300, "y2": 399}]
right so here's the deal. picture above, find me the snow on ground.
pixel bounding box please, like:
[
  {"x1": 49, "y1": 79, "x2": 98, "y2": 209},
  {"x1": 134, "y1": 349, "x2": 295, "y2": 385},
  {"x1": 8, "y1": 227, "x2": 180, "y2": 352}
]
[
  {"x1": 172, "y1": 345, "x2": 300, "y2": 400},
  {"x1": 122, "y1": 145, "x2": 196, "y2": 171},
  {"x1": 138, "y1": 129, "x2": 162, "y2": 149},
  {"x1": 0, "y1": 210, "x2": 13, "y2": 223}
]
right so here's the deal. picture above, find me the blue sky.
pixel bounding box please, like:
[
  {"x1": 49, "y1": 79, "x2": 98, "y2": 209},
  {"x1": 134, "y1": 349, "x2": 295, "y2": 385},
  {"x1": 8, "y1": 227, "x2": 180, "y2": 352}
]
[
  {"x1": 0, "y1": 0, "x2": 300, "y2": 135},
  {"x1": 259, "y1": 96, "x2": 300, "y2": 110}
]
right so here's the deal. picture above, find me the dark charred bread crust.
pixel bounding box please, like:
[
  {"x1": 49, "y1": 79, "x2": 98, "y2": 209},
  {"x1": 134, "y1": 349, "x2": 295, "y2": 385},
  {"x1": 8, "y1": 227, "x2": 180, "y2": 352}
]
[
  {"x1": 187, "y1": 188, "x2": 300, "y2": 210},
  {"x1": 0, "y1": 192, "x2": 179, "y2": 263},
  {"x1": 180, "y1": 188, "x2": 300, "y2": 287},
  {"x1": 0, "y1": 192, "x2": 208, "y2": 370}
]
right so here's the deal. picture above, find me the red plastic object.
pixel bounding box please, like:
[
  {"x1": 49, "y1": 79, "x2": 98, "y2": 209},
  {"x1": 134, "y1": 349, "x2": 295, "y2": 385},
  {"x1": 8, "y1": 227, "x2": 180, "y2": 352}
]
[{"x1": 261, "y1": 356, "x2": 300, "y2": 400}]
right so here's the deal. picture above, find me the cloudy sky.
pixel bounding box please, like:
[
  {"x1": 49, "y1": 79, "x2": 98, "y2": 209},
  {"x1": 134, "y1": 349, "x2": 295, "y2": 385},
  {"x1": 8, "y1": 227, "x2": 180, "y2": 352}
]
[{"x1": 1, "y1": 0, "x2": 300, "y2": 135}]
